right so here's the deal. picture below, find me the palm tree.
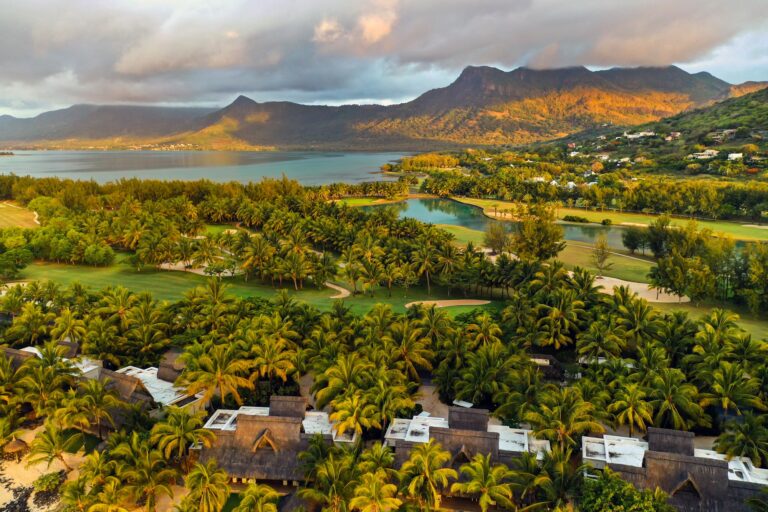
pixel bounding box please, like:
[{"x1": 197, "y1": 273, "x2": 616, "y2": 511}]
[
  {"x1": 466, "y1": 312, "x2": 502, "y2": 348},
  {"x1": 233, "y1": 483, "x2": 280, "y2": 512},
  {"x1": 50, "y1": 307, "x2": 87, "y2": 343},
  {"x1": 700, "y1": 361, "x2": 764, "y2": 416},
  {"x1": 6, "y1": 302, "x2": 52, "y2": 345},
  {"x1": 411, "y1": 242, "x2": 436, "y2": 295},
  {"x1": 648, "y1": 368, "x2": 708, "y2": 431},
  {"x1": 60, "y1": 476, "x2": 93, "y2": 512},
  {"x1": 525, "y1": 387, "x2": 604, "y2": 449},
  {"x1": 455, "y1": 342, "x2": 515, "y2": 407},
  {"x1": 715, "y1": 413, "x2": 768, "y2": 467},
  {"x1": 576, "y1": 321, "x2": 625, "y2": 361},
  {"x1": 298, "y1": 455, "x2": 357, "y2": 512},
  {"x1": 535, "y1": 289, "x2": 584, "y2": 349},
  {"x1": 450, "y1": 453, "x2": 516, "y2": 512},
  {"x1": 383, "y1": 320, "x2": 433, "y2": 381},
  {"x1": 150, "y1": 407, "x2": 216, "y2": 471},
  {"x1": 89, "y1": 478, "x2": 131, "y2": 512},
  {"x1": 96, "y1": 286, "x2": 137, "y2": 331},
  {"x1": 27, "y1": 421, "x2": 82, "y2": 472},
  {"x1": 114, "y1": 433, "x2": 177, "y2": 512},
  {"x1": 19, "y1": 365, "x2": 70, "y2": 417},
  {"x1": 330, "y1": 391, "x2": 381, "y2": 439},
  {"x1": 249, "y1": 336, "x2": 297, "y2": 396},
  {"x1": 398, "y1": 439, "x2": 457, "y2": 511},
  {"x1": 416, "y1": 305, "x2": 453, "y2": 346},
  {"x1": 609, "y1": 383, "x2": 654, "y2": 438},
  {"x1": 184, "y1": 460, "x2": 231, "y2": 512},
  {"x1": 181, "y1": 343, "x2": 253, "y2": 407},
  {"x1": 312, "y1": 353, "x2": 373, "y2": 410},
  {"x1": 351, "y1": 471, "x2": 402, "y2": 512},
  {"x1": 365, "y1": 376, "x2": 415, "y2": 438},
  {"x1": 78, "y1": 378, "x2": 122, "y2": 440},
  {"x1": 359, "y1": 442, "x2": 397, "y2": 480},
  {"x1": 534, "y1": 446, "x2": 586, "y2": 510}
]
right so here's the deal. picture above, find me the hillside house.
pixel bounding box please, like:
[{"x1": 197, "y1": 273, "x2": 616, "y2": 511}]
[{"x1": 689, "y1": 149, "x2": 720, "y2": 160}]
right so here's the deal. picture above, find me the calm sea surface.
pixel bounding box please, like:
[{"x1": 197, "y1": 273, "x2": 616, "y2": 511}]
[{"x1": 0, "y1": 150, "x2": 405, "y2": 185}]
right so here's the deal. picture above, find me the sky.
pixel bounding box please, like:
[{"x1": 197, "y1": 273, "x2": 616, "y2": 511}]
[{"x1": 2, "y1": 0, "x2": 768, "y2": 117}]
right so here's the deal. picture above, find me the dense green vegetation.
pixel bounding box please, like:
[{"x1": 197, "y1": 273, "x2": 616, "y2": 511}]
[{"x1": 3, "y1": 103, "x2": 768, "y2": 510}]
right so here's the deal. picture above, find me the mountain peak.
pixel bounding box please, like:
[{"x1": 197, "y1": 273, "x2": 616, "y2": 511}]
[{"x1": 230, "y1": 95, "x2": 257, "y2": 108}]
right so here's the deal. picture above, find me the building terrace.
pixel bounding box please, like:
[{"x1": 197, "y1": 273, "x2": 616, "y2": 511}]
[{"x1": 385, "y1": 407, "x2": 550, "y2": 469}]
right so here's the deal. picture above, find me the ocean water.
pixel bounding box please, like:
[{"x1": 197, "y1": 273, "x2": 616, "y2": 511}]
[{"x1": 0, "y1": 150, "x2": 405, "y2": 185}]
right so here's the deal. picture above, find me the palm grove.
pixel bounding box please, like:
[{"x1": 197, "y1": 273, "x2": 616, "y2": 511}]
[{"x1": 0, "y1": 173, "x2": 767, "y2": 511}]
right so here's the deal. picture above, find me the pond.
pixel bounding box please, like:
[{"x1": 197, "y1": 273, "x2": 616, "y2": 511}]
[{"x1": 367, "y1": 198, "x2": 627, "y2": 248}]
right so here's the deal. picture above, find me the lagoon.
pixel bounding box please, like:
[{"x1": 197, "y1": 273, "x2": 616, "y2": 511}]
[
  {"x1": 368, "y1": 198, "x2": 627, "y2": 248},
  {"x1": 0, "y1": 150, "x2": 404, "y2": 185}
]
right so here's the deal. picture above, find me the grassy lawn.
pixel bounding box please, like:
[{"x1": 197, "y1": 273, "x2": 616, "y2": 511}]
[
  {"x1": 559, "y1": 243, "x2": 654, "y2": 282},
  {"x1": 438, "y1": 224, "x2": 486, "y2": 245},
  {"x1": 336, "y1": 197, "x2": 405, "y2": 207},
  {"x1": 453, "y1": 197, "x2": 768, "y2": 242},
  {"x1": 0, "y1": 202, "x2": 38, "y2": 229},
  {"x1": 205, "y1": 224, "x2": 240, "y2": 235},
  {"x1": 19, "y1": 259, "x2": 495, "y2": 315},
  {"x1": 440, "y1": 223, "x2": 654, "y2": 283},
  {"x1": 654, "y1": 301, "x2": 768, "y2": 341}
]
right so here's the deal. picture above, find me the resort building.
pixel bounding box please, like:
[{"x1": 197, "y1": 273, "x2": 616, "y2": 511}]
[
  {"x1": 385, "y1": 407, "x2": 550, "y2": 468},
  {"x1": 582, "y1": 427, "x2": 766, "y2": 512},
  {"x1": 196, "y1": 396, "x2": 356, "y2": 487},
  {"x1": 115, "y1": 365, "x2": 205, "y2": 415}
]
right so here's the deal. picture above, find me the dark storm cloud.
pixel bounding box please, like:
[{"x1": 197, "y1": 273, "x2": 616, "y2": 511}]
[{"x1": 1, "y1": 0, "x2": 767, "y2": 115}]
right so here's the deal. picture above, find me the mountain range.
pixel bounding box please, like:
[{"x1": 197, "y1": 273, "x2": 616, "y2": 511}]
[{"x1": 0, "y1": 65, "x2": 765, "y2": 150}]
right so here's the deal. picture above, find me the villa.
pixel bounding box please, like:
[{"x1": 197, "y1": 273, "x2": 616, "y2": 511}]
[
  {"x1": 385, "y1": 407, "x2": 550, "y2": 468},
  {"x1": 196, "y1": 396, "x2": 356, "y2": 487},
  {"x1": 115, "y1": 365, "x2": 205, "y2": 415},
  {"x1": 582, "y1": 427, "x2": 766, "y2": 511}
]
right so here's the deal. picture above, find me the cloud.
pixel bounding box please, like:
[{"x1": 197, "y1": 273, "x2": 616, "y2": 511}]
[{"x1": 0, "y1": 0, "x2": 767, "y2": 116}]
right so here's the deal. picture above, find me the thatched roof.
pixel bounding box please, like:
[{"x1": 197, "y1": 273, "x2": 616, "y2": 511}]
[
  {"x1": 157, "y1": 347, "x2": 185, "y2": 383},
  {"x1": 96, "y1": 368, "x2": 155, "y2": 407},
  {"x1": 200, "y1": 402, "x2": 327, "y2": 482},
  {"x1": 0, "y1": 346, "x2": 35, "y2": 370},
  {"x1": 3, "y1": 438, "x2": 28, "y2": 454}
]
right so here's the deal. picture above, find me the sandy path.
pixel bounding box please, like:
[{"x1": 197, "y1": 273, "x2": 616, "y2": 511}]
[
  {"x1": 592, "y1": 275, "x2": 689, "y2": 303},
  {"x1": 159, "y1": 261, "x2": 242, "y2": 277},
  {"x1": 325, "y1": 282, "x2": 350, "y2": 299},
  {"x1": 405, "y1": 299, "x2": 490, "y2": 309}
]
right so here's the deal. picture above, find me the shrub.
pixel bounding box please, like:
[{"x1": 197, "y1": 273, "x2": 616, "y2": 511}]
[
  {"x1": 563, "y1": 215, "x2": 590, "y2": 223},
  {"x1": 33, "y1": 472, "x2": 64, "y2": 493},
  {"x1": 601, "y1": 218, "x2": 613, "y2": 226},
  {"x1": 580, "y1": 469, "x2": 673, "y2": 511}
]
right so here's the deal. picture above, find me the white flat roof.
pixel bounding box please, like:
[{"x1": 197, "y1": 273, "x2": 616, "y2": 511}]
[
  {"x1": 582, "y1": 435, "x2": 648, "y2": 468},
  {"x1": 695, "y1": 449, "x2": 768, "y2": 486},
  {"x1": 19, "y1": 346, "x2": 102, "y2": 377},
  {"x1": 584, "y1": 435, "x2": 768, "y2": 487},
  {"x1": 488, "y1": 425, "x2": 551, "y2": 460},
  {"x1": 116, "y1": 366, "x2": 196, "y2": 407},
  {"x1": 203, "y1": 406, "x2": 357, "y2": 443},
  {"x1": 204, "y1": 407, "x2": 270, "y2": 430},
  {"x1": 385, "y1": 415, "x2": 550, "y2": 456}
]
